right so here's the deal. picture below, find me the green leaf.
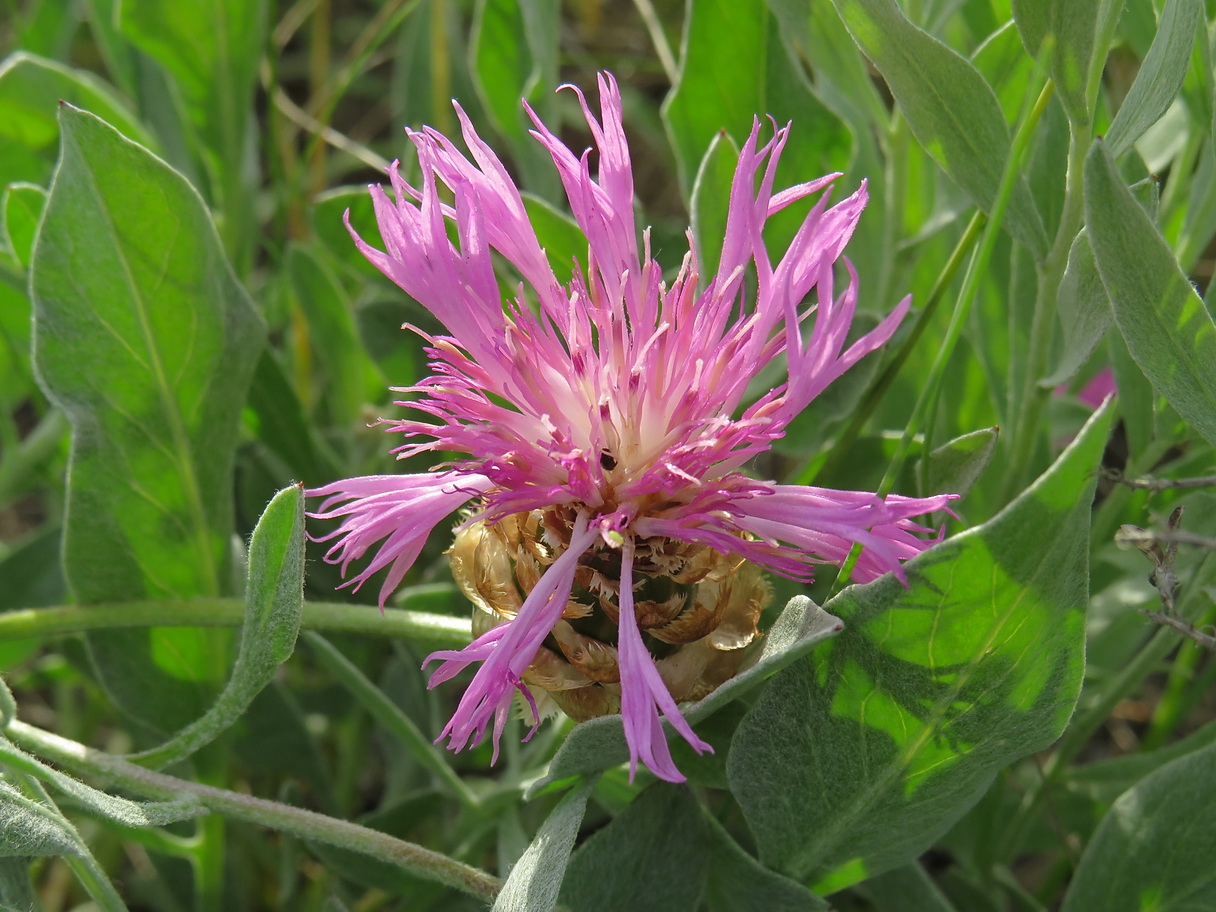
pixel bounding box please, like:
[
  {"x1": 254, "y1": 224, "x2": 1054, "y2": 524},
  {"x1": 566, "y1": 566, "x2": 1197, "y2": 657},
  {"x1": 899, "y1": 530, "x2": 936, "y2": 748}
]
[
  {"x1": 1105, "y1": 0, "x2": 1204, "y2": 158},
  {"x1": 1061, "y1": 740, "x2": 1216, "y2": 911},
  {"x1": 131, "y1": 484, "x2": 305, "y2": 768},
  {"x1": 1011, "y1": 0, "x2": 1107, "y2": 127},
  {"x1": 864, "y1": 863, "x2": 959, "y2": 911},
  {"x1": 0, "y1": 780, "x2": 79, "y2": 858},
  {"x1": 663, "y1": 0, "x2": 851, "y2": 207},
  {"x1": 766, "y1": 0, "x2": 889, "y2": 131},
  {"x1": 0, "y1": 857, "x2": 35, "y2": 911},
  {"x1": 972, "y1": 22, "x2": 1037, "y2": 125},
  {"x1": 491, "y1": 778, "x2": 595, "y2": 912},
  {"x1": 1066, "y1": 718, "x2": 1216, "y2": 805},
  {"x1": 1181, "y1": 13, "x2": 1215, "y2": 142},
  {"x1": 689, "y1": 131, "x2": 741, "y2": 282},
  {"x1": 703, "y1": 813, "x2": 828, "y2": 912},
  {"x1": 118, "y1": 0, "x2": 267, "y2": 260},
  {"x1": 1084, "y1": 138, "x2": 1216, "y2": 447},
  {"x1": 926, "y1": 427, "x2": 999, "y2": 499},
  {"x1": 287, "y1": 244, "x2": 385, "y2": 426},
  {"x1": 527, "y1": 595, "x2": 842, "y2": 796},
  {"x1": 116, "y1": 1, "x2": 265, "y2": 163},
  {"x1": 1, "y1": 184, "x2": 46, "y2": 272},
  {"x1": 302, "y1": 632, "x2": 475, "y2": 805},
  {"x1": 247, "y1": 349, "x2": 340, "y2": 486},
  {"x1": 830, "y1": 0, "x2": 1048, "y2": 256},
  {"x1": 1041, "y1": 230, "x2": 1111, "y2": 388},
  {"x1": 469, "y1": 0, "x2": 559, "y2": 194},
  {"x1": 0, "y1": 525, "x2": 65, "y2": 613},
  {"x1": 0, "y1": 52, "x2": 152, "y2": 187},
  {"x1": 30, "y1": 105, "x2": 265, "y2": 732},
  {"x1": 762, "y1": 0, "x2": 889, "y2": 285},
  {"x1": 0, "y1": 676, "x2": 13, "y2": 728},
  {"x1": 560, "y1": 784, "x2": 709, "y2": 912},
  {"x1": 1107, "y1": 330, "x2": 1155, "y2": 457},
  {"x1": 728, "y1": 402, "x2": 1113, "y2": 888}
]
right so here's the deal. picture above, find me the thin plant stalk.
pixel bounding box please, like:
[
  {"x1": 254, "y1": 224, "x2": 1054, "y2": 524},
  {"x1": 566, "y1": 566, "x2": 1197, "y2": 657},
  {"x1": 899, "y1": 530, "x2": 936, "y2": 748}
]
[
  {"x1": 5, "y1": 721, "x2": 504, "y2": 904},
  {"x1": 830, "y1": 70, "x2": 1055, "y2": 592},
  {"x1": 302, "y1": 631, "x2": 479, "y2": 806},
  {"x1": 0, "y1": 596, "x2": 472, "y2": 647}
]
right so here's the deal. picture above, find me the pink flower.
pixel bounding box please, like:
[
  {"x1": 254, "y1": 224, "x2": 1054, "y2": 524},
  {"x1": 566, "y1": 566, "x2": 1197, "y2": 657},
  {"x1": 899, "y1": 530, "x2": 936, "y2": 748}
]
[
  {"x1": 1076, "y1": 367, "x2": 1117, "y2": 409},
  {"x1": 308, "y1": 73, "x2": 956, "y2": 783}
]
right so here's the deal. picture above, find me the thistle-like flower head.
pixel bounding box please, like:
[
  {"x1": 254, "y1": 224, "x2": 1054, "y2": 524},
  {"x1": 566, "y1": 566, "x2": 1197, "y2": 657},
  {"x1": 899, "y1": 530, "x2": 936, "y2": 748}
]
[{"x1": 308, "y1": 73, "x2": 956, "y2": 782}]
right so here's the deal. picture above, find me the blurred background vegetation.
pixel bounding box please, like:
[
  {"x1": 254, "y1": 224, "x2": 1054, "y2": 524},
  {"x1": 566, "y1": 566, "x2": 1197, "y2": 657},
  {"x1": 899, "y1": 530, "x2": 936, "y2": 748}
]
[{"x1": 3, "y1": 0, "x2": 1216, "y2": 910}]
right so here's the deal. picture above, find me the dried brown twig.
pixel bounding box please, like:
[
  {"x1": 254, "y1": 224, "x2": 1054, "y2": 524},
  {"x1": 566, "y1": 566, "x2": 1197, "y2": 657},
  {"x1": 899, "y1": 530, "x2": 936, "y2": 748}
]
[
  {"x1": 1117, "y1": 506, "x2": 1216, "y2": 652},
  {"x1": 1103, "y1": 468, "x2": 1216, "y2": 491}
]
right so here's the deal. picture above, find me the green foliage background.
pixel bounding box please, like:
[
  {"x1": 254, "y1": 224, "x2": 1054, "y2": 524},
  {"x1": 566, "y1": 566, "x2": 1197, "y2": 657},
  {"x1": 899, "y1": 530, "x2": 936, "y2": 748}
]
[{"x1": 2, "y1": 0, "x2": 1216, "y2": 910}]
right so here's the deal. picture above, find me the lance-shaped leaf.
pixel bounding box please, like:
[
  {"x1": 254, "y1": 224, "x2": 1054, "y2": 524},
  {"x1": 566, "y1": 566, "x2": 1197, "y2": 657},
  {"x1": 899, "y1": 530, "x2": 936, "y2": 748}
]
[
  {"x1": 728, "y1": 402, "x2": 1113, "y2": 889},
  {"x1": 663, "y1": 0, "x2": 851, "y2": 210},
  {"x1": 117, "y1": 0, "x2": 265, "y2": 188},
  {"x1": 1041, "y1": 230, "x2": 1111, "y2": 388},
  {"x1": 1011, "y1": 0, "x2": 1116, "y2": 127},
  {"x1": 1061, "y1": 740, "x2": 1216, "y2": 911},
  {"x1": 470, "y1": 0, "x2": 560, "y2": 195},
  {"x1": 0, "y1": 780, "x2": 80, "y2": 858},
  {"x1": 1085, "y1": 138, "x2": 1216, "y2": 447},
  {"x1": 130, "y1": 484, "x2": 305, "y2": 769},
  {"x1": 704, "y1": 813, "x2": 829, "y2": 911},
  {"x1": 491, "y1": 778, "x2": 595, "y2": 912},
  {"x1": 926, "y1": 427, "x2": 999, "y2": 499},
  {"x1": 831, "y1": 0, "x2": 1048, "y2": 256},
  {"x1": 30, "y1": 106, "x2": 265, "y2": 733},
  {"x1": 559, "y1": 784, "x2": 709, "y2": 912},
  {"x1": 2, "y1": 183, "x2": 46, "y2": 271},
  {"x1": 1105, "y1": 0, "x2": 1204, "y2": 159},
  {"x1": 0, "y1": 52, "x2": 152, "y2": 187}
]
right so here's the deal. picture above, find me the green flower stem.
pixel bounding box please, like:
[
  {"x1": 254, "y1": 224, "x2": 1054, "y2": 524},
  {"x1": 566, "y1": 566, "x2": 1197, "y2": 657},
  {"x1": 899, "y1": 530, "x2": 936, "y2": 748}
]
[
  {"x1": 301, "y1": 631, "x2": 480, "y2": 806},
  {"x1": 911, "y1": 75, "x2": 1056, "y2": 483},
  {"x1": 192, "y1": 747, "x2": 229, "y2": 912},
  {"x1": 829, "y1": 73, "x2": 1053, "y2": 592},
  {"x1": 795, "y1": 208, "x2": 986, "y2": 486},
  {"x1": 632, "y1": 0, "x2": 678, "y2": 83},
  {"x1": 0, "y1": 596, "x2": 472, "y2": 646},
  {"x1": 300, "y1": 0, "x2": 424, "y2": 165},
  {"x1": 1002, "y1": 113, "x2": 1090, "y2": 502},
  {"x1": 193, "y1": 803, "x2": 226, "y2": 912},
  {"x1": 885, "y1": 77, "x2": 1054, "y2": 497},
  {"x1": 5, "y1": 720, "x2": 504, "y2": 903},
  {"x1": 1144, "y1": 622, "x2": 1213, "y2": 750}
]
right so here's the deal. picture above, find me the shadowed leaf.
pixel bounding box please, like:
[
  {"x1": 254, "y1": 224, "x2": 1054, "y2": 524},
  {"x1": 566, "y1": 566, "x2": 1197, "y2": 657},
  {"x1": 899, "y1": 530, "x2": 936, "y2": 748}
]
[
  {"x1": 1085, "y1": 138, "x2": 1216, "y2": 447},
  {"x1": 728, "y1": 402, "x2": 1113, "y2": 888}
]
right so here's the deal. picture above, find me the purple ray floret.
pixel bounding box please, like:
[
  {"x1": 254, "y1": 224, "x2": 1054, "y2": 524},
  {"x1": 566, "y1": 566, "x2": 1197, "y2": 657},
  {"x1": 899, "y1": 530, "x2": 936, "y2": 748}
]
[{"x1": 307, "y1": 72, "x2": 956, "y2": 782}]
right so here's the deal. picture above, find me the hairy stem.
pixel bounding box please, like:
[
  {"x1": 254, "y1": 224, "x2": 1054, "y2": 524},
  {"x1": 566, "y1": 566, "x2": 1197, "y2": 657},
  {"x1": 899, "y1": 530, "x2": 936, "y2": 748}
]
[
  {"x1": 5, "y1": 721, "x2": 503, "y2": 903},
  {"x1": 0, "y1": 594, "x2": 471, "y2": 646}
]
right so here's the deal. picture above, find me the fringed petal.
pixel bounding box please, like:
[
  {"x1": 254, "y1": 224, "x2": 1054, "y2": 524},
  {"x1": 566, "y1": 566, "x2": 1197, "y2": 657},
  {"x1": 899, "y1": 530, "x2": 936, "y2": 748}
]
[
  {"x1": 306, "y1": 472, "x2": 494, "y2": 606},
  {"x1": 616, "y1": 537, "x2": 714, "y2": 782}
]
